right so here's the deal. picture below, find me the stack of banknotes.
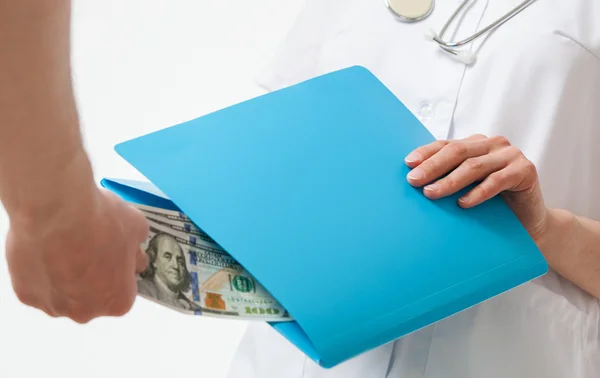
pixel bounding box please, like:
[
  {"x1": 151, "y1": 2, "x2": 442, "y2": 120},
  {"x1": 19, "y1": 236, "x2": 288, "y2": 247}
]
[{"x1": 134, "y1": 203, "x2": 292, "y2": 322}]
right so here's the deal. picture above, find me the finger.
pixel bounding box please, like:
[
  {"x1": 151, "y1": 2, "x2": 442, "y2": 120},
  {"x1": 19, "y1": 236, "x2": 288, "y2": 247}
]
[
  {"x1": 126, "y1": 205, "x2": 150, "y2": 243},
  {"x1": 407, "y1": 138, "x2": 491, "y2": 187},
  {"x1": 9, "y1": 275, "x2": 48, "y2": 313},
  {"x1": 422, "y1": 153, "x2": 507, "y2": 199},
  {"x1": 39, "y1": 305, "x2": 59, "y2": 319},
  {"x1": 11, "y1": 284, "x2": 36, "y2": 307},
  {"x1": 51, "y1": 293, "x2": 95, "y2": 324},
  {"x1": 135, "y1": 247, "x2": 149, "y2": 274},
  {"x1": 101, "y1": 189, "x2": 128, "y2": 209},
  {"x1": 103, "y1": 188, "x2": 149, "y2": 243},
  {"x1": 404, "y1": 140, "x2": 449, "y2": 167},
  {"x1": 105, "y1": 276, "x2": 137, "y2": 317},
  {"x1": 466, "y1": 134, "x2": 488, "y2": 140},
  {"x1": 457, "y1": 165, "x2": 522, "y2": 208},
  {"x1": 404, "y1": 134, "x2": 487, "y2": 168}
]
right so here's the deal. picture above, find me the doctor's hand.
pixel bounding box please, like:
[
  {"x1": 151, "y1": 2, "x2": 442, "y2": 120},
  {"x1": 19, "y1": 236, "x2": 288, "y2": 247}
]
[{"x1": 404, "y1": 134, "x2": 549, "y2": 242}]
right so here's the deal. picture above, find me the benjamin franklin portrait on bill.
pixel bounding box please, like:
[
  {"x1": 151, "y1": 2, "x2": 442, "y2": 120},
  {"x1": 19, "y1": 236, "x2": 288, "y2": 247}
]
[{"x1": 137, "y1": 232, "x2": 201, "y2": 312}]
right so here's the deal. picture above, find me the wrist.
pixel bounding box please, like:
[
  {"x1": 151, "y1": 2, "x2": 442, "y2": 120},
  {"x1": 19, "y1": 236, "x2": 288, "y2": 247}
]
[
  {"x1": 535, "y1": 208, "x2": 578, "y2": 265},
  {"x1": 6, "y1": 147, "x2": 98, "y2": 236}
]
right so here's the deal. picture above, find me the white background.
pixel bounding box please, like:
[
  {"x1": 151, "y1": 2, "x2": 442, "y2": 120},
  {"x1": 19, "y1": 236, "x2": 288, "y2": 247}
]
[{"x1": 0, "y1": 1, "x2": 304, "y2": 377}]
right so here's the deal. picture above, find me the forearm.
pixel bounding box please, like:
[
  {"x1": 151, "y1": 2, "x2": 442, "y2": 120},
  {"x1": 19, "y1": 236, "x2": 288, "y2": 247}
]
[
  {"x1": 539, "y1": 208, "x2": 600, "y2": 298},
  {"x1": 0, "y1": 0, "x2": 94, "y2": 227}
]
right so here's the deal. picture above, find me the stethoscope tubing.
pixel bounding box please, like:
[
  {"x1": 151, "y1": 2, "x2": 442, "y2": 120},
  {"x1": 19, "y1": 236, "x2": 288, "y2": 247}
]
[{"x1": 433, "y1": 0, "x2": 538, "y2": 49}]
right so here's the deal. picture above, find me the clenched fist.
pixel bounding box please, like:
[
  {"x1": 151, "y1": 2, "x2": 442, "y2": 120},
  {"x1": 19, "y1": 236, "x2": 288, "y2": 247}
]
[{"x1": 6, "y1": 187, "x2": 149, "y2": 323}]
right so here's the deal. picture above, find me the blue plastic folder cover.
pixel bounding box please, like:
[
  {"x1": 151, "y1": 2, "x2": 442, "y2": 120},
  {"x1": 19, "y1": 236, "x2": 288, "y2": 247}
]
[{"x1": 103, "y1": 66, "x2": 547, "y2": 368}]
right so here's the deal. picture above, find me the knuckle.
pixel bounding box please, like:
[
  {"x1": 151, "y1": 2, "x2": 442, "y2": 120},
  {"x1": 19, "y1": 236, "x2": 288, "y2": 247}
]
[
  {"x1": 506, "y1": 145, "x2": 522, "y2": 156},
  {"x1": 72, "y1": 314, "x2": 94, "y2": 324},
  {"x1": 13, "y1": 287, "x2": 34, "y2": 306},
  {"x1": 477, "y1": 183, "x2": 494, "y2": 198},
  {"x1": 422, "y1": 141, "x2": 448, "y2": 157},
  {"x1": 464, "y1": 157, "x2": 484, "y2": 171},
  {"x1": 490, "y1": 135, "x2": 511, "y2": 147},
  {"x1": 107, "y1": 294, "x2": 135, "y2": 317},
  {"x1": 67, "y1": 307, "x2": 96, "y2": 324},
  {"x1": 472, "y1": 133, "x2": 487, "y2": 140},
  {"x1": 521, "y1": 159, "x2": 537, "y2": 175},
  {"x1": 484, "y1": 174, "x2": 502, "y2": 191},
  {"x1": 448, "y1": 142, "x2": 469, "y2": 157},
  {"x1": 443, "y1": 176, "x2": 458, "y2": 191},
  {"x1": 421, "y1": 160, "x2": 438, "y2": 176},
  {"x1": 61, "y1": 297, "x2": 96, "y2": 323},
  {"x1": 496, "y1": 169, "x2": 510, "y2": 182},
  {"x1": 41, "y1": 306, "x2": 59, "y2": 318},
  {"x1": 433, "y1": 140, "x2": 449, "y2": 149}
]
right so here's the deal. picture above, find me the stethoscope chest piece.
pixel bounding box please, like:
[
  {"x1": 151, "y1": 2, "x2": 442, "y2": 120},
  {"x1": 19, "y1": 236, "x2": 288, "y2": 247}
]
[{"x1": 385, "y1": 0, "x2": 434, "y2": 22}]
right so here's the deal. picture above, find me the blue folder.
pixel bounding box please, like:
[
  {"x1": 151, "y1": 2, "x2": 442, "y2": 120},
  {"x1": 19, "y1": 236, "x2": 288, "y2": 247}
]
[{"x1": 101, "y1": 66, "x2": 547, "y2": 369}]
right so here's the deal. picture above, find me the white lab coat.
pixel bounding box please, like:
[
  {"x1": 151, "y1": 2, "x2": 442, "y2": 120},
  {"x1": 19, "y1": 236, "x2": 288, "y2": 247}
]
[{"x1": 227, "y1": 0, "x2": 600, "y2": 377}]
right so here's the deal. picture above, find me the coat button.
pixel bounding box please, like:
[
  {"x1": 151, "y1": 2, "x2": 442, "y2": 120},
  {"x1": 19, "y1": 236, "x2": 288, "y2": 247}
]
[{"x1": 418, "y1": 102, "x2": 435, "y2": 122}]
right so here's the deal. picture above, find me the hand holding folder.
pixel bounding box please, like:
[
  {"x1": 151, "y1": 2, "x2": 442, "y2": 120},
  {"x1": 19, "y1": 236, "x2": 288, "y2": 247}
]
[{"x1": 102, "y1": 66, "x2": 547, "y2": 369}]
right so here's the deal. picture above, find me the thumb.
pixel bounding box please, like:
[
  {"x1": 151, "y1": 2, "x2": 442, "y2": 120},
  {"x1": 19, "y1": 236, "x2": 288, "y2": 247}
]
[
  {"x1": 135, "y1": 247, "x2": 149, "y2": 274},
  {"x1": 124, "y1": 205, "x2": 150, "y2": 274}
]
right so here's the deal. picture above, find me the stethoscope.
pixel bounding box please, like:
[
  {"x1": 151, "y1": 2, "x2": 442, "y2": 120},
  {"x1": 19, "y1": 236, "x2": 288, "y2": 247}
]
[{"x1": 385, "y1": 0, "x2": 537, "y2": 64}]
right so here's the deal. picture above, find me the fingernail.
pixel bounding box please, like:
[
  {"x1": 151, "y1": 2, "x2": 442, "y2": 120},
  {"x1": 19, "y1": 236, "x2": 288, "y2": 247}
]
[
  {"x1": 424, "y1": 183, "x2": 440, "y2": 192},
  {"x1": 407, "y1": 168, "x2": 425, "y2": 180},
  {"x1": 459, "y1": 195, "x2": 470, "y2": 204},
  {"x1": 405, "y1": 152, "x2": 421, "y2": 163}
]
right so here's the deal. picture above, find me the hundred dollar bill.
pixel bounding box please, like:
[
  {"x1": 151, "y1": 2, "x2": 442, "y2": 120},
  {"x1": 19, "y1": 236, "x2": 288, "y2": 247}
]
[
  {"x1": 136, "y1": 214, "x2": 291, "y2": 322},
  {"x1": 135, "y1": 203, "x2": 193, "y2": 222},
  {"x1": 139, "y1": 209, "x2": 220, "y2": 248}
]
